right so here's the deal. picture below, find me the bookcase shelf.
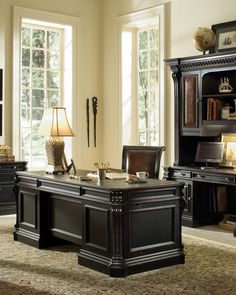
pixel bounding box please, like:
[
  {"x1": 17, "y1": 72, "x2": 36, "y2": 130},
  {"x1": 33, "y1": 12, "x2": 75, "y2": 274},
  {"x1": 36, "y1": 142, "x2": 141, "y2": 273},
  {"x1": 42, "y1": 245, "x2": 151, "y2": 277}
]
[
  {"x1": 202, "y1": 93, "x2": 236, "y2": 98},
  {"x1": 203, "y1": 120, "x2": 236, "y2": 125}
]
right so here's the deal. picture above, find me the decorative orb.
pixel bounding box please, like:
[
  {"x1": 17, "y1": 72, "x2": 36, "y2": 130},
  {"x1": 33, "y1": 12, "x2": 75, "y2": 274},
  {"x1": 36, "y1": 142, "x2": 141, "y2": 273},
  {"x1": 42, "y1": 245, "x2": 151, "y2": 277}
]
[{"x1": 193, "y1": 27, "x2": 216, "y2": 53}]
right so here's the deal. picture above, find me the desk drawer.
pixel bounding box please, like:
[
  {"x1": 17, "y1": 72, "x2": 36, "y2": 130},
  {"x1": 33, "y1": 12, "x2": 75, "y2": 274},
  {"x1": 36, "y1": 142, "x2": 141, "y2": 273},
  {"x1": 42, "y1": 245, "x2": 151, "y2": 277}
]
[
  {"x1": 0, "y1": 185, "x2": 15, "y2": 203},
  {"x1": 0, "y1": 172, "x2": 15, "y2": 183},
  {"x1": 192, "y1": 172, "x2": 236, "y2": 184},
  {"x1": 0, "y1": 163, "x2": 24, "y2": 171},
  {"x1": 173, "y1": 170, "x2": 191, "y2": 179}
]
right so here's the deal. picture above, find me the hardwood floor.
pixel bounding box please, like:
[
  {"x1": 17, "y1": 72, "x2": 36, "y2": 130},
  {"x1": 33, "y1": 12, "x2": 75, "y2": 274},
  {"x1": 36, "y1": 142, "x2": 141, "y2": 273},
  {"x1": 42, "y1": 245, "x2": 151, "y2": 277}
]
[{"x1": 182, "y1": 225, "x2": 236, "y2": 248}]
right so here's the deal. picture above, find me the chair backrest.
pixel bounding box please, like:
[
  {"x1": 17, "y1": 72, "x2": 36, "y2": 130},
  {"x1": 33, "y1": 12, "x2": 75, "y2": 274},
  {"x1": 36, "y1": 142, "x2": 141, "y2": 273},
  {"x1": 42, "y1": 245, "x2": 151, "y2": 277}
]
[{"x1": 121, "y1": 145, "x2": 166, "y2": 179}]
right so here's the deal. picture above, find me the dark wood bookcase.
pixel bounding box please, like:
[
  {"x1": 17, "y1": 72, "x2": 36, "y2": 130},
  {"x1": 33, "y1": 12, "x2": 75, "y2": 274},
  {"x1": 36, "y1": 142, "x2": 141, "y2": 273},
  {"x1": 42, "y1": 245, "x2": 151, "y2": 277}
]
[{"x1": 164, "y1": 52, "x2": 236, "y2": 232}]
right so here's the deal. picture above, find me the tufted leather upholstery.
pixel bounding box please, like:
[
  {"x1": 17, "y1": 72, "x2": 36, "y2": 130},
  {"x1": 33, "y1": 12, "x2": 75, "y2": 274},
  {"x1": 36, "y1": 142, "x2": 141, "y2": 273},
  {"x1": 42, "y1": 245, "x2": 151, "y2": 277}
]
[{"x1": 121, "y1": 145, "x2": 165, "y2": 179}]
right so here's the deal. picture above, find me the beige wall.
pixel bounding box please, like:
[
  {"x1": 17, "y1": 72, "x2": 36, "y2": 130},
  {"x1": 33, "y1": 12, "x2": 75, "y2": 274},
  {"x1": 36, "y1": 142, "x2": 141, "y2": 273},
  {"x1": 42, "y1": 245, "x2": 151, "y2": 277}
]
[
  {"x1": 1, "y1": 0, "x2": 236, "y2": 170},
  {"x1": 102, "y1": 0, "x2": 236, "y2": 169},
  {"x1": 0, "y1": 0, "x2": 102, "y2": 169}
]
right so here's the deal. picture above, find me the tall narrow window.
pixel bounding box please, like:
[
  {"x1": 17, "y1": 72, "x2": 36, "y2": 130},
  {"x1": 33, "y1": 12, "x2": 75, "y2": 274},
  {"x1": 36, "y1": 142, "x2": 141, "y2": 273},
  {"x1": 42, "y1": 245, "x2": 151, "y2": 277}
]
[
  {"x1": 21, "y1": 23, "x2": 63, "y2": 169},
  {"x1": 137, "y1": 26, "x2": 159, "y2": 146},
  {"x1": 14, "y1": 7, "x2": 78, "y2": 171},
  {"x1": 117, "y1": 5, "x2": 165, "y2": 155}
]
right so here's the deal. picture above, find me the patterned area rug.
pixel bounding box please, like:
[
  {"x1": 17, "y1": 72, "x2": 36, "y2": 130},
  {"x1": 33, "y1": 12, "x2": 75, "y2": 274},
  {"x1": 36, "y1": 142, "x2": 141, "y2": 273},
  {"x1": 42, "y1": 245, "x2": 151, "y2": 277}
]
[{"x1": 0, "y1": 221, "x2": 236, "y2": 295}]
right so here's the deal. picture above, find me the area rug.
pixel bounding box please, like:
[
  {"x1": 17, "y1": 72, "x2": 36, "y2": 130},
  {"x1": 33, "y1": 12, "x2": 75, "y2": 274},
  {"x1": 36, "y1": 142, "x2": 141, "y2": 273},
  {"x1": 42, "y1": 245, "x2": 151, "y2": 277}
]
[{"x1": 0, "y1": 220, "x2": 236, "y2": 295}]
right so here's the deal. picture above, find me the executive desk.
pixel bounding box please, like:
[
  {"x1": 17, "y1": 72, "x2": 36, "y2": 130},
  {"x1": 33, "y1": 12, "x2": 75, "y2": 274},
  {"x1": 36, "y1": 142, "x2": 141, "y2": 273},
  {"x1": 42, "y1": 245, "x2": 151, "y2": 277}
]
[
  {"x1": 14, "y1": 171, "x2": 184, "y2": 277},
  {"x1": 164, "y1": 166, "x2": 236, "y2": 237}
]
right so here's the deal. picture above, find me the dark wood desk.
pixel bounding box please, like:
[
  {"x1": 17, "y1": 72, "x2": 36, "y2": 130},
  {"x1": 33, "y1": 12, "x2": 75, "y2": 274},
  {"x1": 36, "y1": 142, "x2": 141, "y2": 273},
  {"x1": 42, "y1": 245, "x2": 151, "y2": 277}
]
[
  {"x1": 14, "y1": 171, "x2": 184, "y2": 277},
  {"x1": 164, "y1": 166, "x2": 236, "y2": 237}
]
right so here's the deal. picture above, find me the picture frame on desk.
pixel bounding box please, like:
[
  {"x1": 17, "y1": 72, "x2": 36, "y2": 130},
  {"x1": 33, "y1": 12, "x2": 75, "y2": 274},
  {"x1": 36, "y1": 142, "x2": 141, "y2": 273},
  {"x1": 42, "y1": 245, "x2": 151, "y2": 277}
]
[
  {"x1": 220, "y1": 133, "x2": 236, "y2": 167},
  {"x1": 210, "y1": 20, "x2": 236, "y2": 53}
]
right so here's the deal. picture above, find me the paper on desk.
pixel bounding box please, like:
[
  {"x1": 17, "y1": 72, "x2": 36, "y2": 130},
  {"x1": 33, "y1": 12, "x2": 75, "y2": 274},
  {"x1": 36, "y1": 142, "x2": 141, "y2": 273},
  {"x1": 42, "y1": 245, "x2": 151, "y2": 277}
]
[
  {"x1": 106, "y1": 172, "x2": 128, "y2": 180},
  {"x1": 87, "y1": 172, "x2": 128, "y2": 180}
]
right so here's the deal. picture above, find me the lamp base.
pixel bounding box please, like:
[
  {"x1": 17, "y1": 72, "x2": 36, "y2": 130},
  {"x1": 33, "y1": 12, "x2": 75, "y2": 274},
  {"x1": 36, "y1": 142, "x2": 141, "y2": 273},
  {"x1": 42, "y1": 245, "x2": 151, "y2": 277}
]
[{"x1": 45, "y1": 137, "x2": 65, "y2": 174}]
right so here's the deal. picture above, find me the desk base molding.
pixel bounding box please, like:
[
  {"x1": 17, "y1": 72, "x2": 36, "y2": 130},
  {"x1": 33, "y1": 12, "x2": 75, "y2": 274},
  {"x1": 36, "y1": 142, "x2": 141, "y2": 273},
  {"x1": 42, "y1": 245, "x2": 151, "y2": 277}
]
[{"x1": 79, "y1": 248, "x2": 185, "y2": 277}]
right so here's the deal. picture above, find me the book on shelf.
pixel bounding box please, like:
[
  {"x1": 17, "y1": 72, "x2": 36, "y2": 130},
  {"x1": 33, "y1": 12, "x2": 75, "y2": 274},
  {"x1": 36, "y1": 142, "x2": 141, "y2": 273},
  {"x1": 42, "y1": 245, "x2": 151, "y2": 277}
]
[
  {"x1": 207, "y1": 98, "x2": 221, "y2": 120},
  {"x1": 0, "y1": 154, "x2": 15, "y2": 162}
]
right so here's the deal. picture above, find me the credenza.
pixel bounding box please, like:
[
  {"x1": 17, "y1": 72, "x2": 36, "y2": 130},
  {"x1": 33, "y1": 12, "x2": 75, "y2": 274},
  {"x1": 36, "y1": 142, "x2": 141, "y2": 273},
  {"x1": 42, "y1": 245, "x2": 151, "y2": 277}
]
[
  {"x1": 13, "y1": 171, "x2": 184, "y2": 277},
  {"x1": 164, "y1": 166, "x2": 236, "y2": 237}
]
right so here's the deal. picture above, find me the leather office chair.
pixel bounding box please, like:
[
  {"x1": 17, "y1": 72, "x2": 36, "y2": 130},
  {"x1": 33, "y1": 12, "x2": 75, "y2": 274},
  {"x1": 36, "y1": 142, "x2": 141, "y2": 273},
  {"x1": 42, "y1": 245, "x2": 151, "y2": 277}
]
[{"x1": 121, "y1": 145, "x2": 166, "y2": 179}]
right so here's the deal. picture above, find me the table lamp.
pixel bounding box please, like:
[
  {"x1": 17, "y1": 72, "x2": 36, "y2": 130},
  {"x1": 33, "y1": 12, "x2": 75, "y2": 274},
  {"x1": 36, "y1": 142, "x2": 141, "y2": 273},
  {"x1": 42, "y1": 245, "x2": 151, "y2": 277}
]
[
  {"x1": 38, "y1": 107, "x2": 74, "y2": 174},
  {"x1": 225, "y1": 142, "x2": 236, "y2": 170}
]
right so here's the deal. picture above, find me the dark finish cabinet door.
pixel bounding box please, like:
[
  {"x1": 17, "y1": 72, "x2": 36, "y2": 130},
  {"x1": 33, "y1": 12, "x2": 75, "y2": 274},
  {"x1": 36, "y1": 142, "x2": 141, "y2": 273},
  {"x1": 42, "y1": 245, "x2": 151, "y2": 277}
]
[
  {"x1": 182, "y1": 73, "x2": 201, "y2": 133},
  {"x1": 0, "y1": 161, "x2": 27, "y2": 215}
]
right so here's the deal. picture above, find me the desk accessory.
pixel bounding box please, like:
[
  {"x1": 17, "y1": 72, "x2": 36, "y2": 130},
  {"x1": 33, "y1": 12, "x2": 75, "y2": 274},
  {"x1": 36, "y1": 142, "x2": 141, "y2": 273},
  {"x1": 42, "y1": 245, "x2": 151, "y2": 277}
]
[
  {"x1": 195, "y1": 142, "x2": 224, "y2": 167},
  {"x1": 92, "y1": 97, "x2": 97, "y2": 147},
  {"x1": 86, "y1": 98, "x2": 90, "y2": 147},
  {"x1": 38, "y1": 107, "x2": 74, "y2": 174},
  {"x1": 136, "y1": 171, "x2": 149, "y2": 181}
]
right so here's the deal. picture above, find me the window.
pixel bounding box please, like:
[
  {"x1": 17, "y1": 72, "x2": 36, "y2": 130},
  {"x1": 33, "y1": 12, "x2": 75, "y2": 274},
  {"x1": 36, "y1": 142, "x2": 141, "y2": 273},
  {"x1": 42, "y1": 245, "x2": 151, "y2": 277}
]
[
  {"x1": 137, "y1": 27, "x2": 159, "y2": 146},
  {"x1": 13, "y1": 7, "x2": 79, "y2": 171},
  {"x1": 21, "y1": 23, "x2": 63, "y2": 169},
  {"x1": 117, "y1": 6, "x2": 165, "y2": 152}
]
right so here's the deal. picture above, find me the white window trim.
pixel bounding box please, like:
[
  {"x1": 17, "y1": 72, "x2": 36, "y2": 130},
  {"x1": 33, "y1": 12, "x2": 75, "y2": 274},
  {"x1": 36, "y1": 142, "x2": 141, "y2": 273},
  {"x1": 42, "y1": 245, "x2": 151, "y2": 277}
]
[
  {"x1": 13, "y1": 6, "x2": 80, "y2": 164},
  {"x1": 116, "y1": 5, "x2": 166, "y2": 159}
]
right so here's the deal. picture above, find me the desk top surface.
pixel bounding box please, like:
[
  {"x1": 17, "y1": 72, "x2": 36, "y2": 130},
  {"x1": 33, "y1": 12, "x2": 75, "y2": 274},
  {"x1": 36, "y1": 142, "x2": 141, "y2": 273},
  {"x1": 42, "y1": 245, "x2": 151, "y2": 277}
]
[{"x1": 16, "y1": 170, "x2": 181, "y2": 191}]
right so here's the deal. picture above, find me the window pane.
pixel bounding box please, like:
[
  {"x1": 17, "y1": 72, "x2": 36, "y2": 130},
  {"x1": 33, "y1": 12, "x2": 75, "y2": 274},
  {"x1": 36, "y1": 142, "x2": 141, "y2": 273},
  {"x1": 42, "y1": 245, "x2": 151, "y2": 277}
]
[
  {"x1": 138, "y1": 110, "x2": 148, "y2": 129},
  {"x1": 139, "y1": 71, "x2": 148, "y2": 89},
  {"x1": 138, "y1": 90, "x2": 148, "y2": 109},
  {"x1": 47, "y1": 90, "x2": 59, "y2": 107},
  {"x1": 22, "y1": 27, "x2": 30, "y2": 47},
  {"x1": 150, "y1": 131, "x2": 158, "y2": 146},
  {"x1": 139, "y1": 131, "x2": 146, "y2": 146},
  {"x1": 32, "y1": 109, "x2": 44, "y2": 129},
  {"x1": 47, "y1": 71, "x2": 59, "y2": 88},
  {"x1": 22, "y1": 48, "x2": 30, "y2": 66},
  {"x1": 139, "y1": 51, "x2": 148, "y2": 70},
  {"x1": 150, "y1": 111, "x2": 157, "y2": 129},
  {"x1": 21, "y1": 109, "x2": 30, "y2": 127},
  {"x1": 150, "y1": 70, "x2": 158, "y2": 88},
  {"x1": 32, "y1": 69, "x2": 44, "y2": 88},
  {"x1": 32, "y1": 50, "x2": 45, "y2": 68},
  {"x1": 149, "y1": 90, "x2": 157, "y2": 109},
  {"x1": 47, "y1": 31, "x2": 60, "y2": 50},
  {"x1": 139, "y1": 31, "x2": 148, "y2": 50},
  {"x1": 32, "y1": 90, "x2": 44, "y2": 107},
  {"x1": 21, "y1": 128, "x2": 30, "y2": 148},
  {"x1": 21, "y1": 89, "x2": 30, "y2": 108},
  {"x1": 150, "y1": 50, "x2": 158, "y2": 69},
  {"x1": 47, "y1": 51, "x2": 59, "y2": 69},
  {"x1": 32, "y1": 135, "x2": 45, "y2": 149},
  {"x1": 32, "y1": 29, "x2": 45, "y2": 48},
  {"x1": 150, "y1": 29, "x2": 158, "y2": 49},
  {"x1": 22, "y1": 68, "x2": 30, "y2": 87}
]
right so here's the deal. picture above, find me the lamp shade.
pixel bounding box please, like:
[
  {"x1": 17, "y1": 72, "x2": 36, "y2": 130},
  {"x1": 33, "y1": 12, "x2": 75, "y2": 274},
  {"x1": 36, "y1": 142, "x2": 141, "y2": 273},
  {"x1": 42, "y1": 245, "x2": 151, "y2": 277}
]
[{"x1": 38, "y1": 107, "x2": 74, "y2": 137}]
